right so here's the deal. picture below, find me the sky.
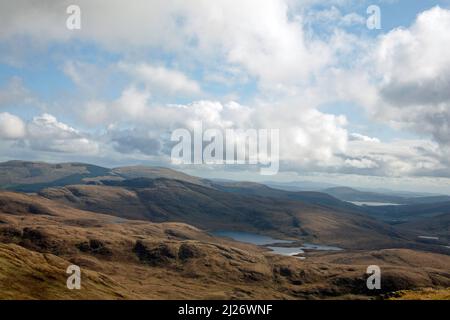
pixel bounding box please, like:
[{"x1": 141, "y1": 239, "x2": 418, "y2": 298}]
[{"x1": 1, "y1": 0, "x2": 450, "y2": 193}]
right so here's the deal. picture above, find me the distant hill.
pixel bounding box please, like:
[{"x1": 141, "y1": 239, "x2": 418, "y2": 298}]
[
  {"x1": 0, "y1": 160, "x2": 112, "y2": 192},
  {"x1": 324, "y1": 186, "x2": 450, "y2": 205},
  {"x1": 0, "y1": 161, "x2": 209, "y2": 192},
  {"x1": 364, "y1": 201, "x2": 450, "y2": 222},
  {"x1": 212, "y1": 181, "x2": 363, "y2": 213},
  {"x1": 111, "y1": 165, "x2": 210, "y2": 187},
  {"x1": 263, "y1": 180, "x2": 338, "y2": 192},
  {"x1": 324, "y1": 187, "x2": 406, "y2": 204}
]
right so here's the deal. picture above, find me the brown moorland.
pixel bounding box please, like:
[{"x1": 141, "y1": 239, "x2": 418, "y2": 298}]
[{"x1": 0, "y1": 190, "x2": 449, "y2": 299}]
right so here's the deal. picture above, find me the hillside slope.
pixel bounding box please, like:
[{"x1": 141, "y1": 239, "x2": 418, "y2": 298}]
[
  {"x1": 1, "y1": 190, "x2": 449, "y2": 299},
  {"x1": 0, "y1": 161, "x2": 112, "y2": 192},
  {"x1": 398, "y1": 212, "x2": 450, "y2": 242},
  {"x1": 38, "y1": 178, "x2": 409, "y2": 250}
]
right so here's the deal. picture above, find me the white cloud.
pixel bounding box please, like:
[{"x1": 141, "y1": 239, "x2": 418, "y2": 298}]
[
  {"x1": 0, "y1": 113, "x2": 99, "y2": 154},
  {"x1": 81, "y1": 88, "x2": 350, "y2": 167},
  {"x1": 320, "y1": 6, "x2": 450, "y2": 178},
  {"x1": 119, "y1": 62, "x2": 201, "y2": 96},
  {"x1": 343, "y1": 138, "x2": 447, "y2": 177},
  {"x1": 370, "y1": 7, "x2": 450, "y2": 147},
  {"x1": 114, "y1": 87, "x2": 150, "y2": 119},
  {"x1": 0, "y1": 112, "x2": 26, "y2": 139},
  {"x1": 82, "y1": 86, "x2": 150, "y2": 126},
  {"x1": 188, "y1": 0, "x2": 329, "y2": 85},
  {"x1": 0, "y1": 0, "x2": 331, "y2": 87},
  {"x1": 376, "y1": 7, "x2": 450, "y2": 91},
  {"x1": 26, "y1": 113, "x2": 99, "y2": 154}
]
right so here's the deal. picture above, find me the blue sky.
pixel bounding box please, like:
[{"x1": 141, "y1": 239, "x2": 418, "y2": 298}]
[{"x1": 1, "y1": 0, "x2": 450, "y2": 193}]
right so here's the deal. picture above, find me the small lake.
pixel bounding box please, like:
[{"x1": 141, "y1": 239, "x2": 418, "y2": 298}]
[
  {"x1": 348, "y1": 201, "x2": 402, "y2": 206},
  {"x1": 267, "y1": 246, "x2": 305, "y2": 257},
  {"x1": 301, "y1": 243, "x2": 343, "y2": 251},
  {"x1": 418, "y1": 235, "x2": 439, "y2": 240},
  {"x1": 211, "y1": 230, "x2": 342, "y2": 258}
]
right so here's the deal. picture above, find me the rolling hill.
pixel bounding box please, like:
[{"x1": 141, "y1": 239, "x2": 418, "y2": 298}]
[
  {"x1": 0, "y1": 161, "x2": 209, "y2": 192},
  {"x1": 0, "y1": 190, "x2": 449, "y2": 299},
  {"x1": 0, "y1": 160, "x2": 442, "y2": 250},
  {"x1": 37, "y1": 177, "x2": 411, "y2": 250},
  {"x1": 0, "y1": 160, "x2": 112, "y2": 192}
]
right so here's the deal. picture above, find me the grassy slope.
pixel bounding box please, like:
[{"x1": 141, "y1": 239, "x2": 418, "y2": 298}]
[
  {"x1": 0, "y1": 243, "x2": 134, "y2": 299},
  {"x1": 388, "y1": 288, "x2": 450, "y2": 300}
]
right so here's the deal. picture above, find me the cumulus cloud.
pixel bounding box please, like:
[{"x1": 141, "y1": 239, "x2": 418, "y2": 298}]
[
  {"x1": 0, "y1": 112, "x2": 26, "y2": 139},
  {"x1": 376, "y1": 7, "x2": 450, "y2": 97},
  {"x1": 0, "y1": 113, "x2": 99, "y2": 154},
  {"x1": 317, "y1": 6, "x2": 450, "y2": 178},
  {"x1": 81, "y1": 88, "x2": 350, "y2": 167},
  {"x1": 370, "y1": 7, "x2": 450, "y2": 147},
  {"x1": 82, "y1": 86, "x2": 150, "y2": 126},
  {"x1": 341, "y1": 138, "x2": 447, "y2": 177},
  {"x1": 26, "y1": 114, "x2": 99, "y2": 154}
]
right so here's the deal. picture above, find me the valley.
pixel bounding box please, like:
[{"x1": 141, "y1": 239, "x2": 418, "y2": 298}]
[{"x1": 0, "y1": 160, "x2": 449, "y2": 299}]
